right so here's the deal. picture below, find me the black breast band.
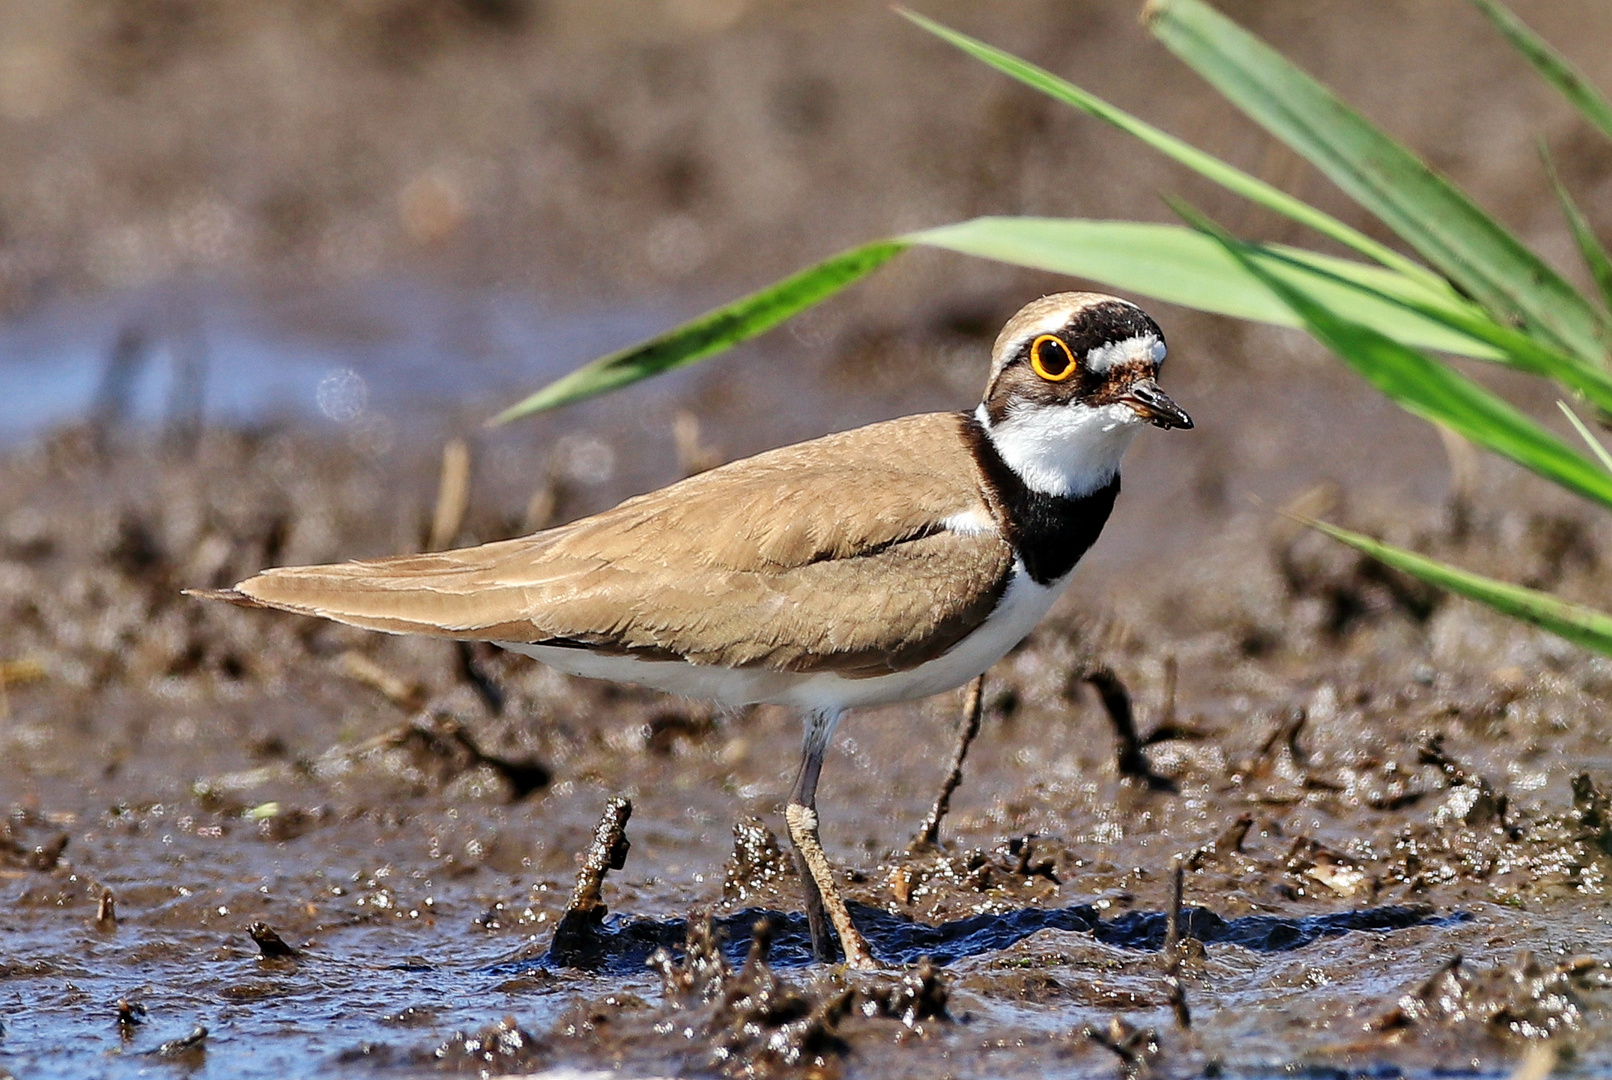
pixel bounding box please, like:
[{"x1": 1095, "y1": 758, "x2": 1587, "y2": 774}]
[{"x1": 961, "y1": 414, "x2": 1120, "y2": 586}]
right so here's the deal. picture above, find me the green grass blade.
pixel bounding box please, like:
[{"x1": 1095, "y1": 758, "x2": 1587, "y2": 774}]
[
  {"x1": 1193, "y1": 204, "x2": 1612, "y2": 414},
  {"x1": 1306, "y1": 517, "x2": 1612, "y2": 658},
  {"x1": 1185, "y1": 207, "x2": 1612, "y2": 512},
  {"x1": 493, "y1": 205, "x2": 1597, "y2": 421},
  {"x1": 1145, "y1": 0, "x2": 1609, "y2": 363},
  {"x1": 914, "y1": 217, "x2": 1498, "y2": 358},
  {"x1": 1558, "y1": 401, "x2": 1612, "y2": 474},
  {"x1": 1542, "y1": 150, "x2": 1612, "y2": 315},
  {"x1": 489, "y1": 240, "x2": 907, "y2": 422},
  {"x1": 1470, "y1": 0, "x2": 1612, "y2": 143},
  {"x1": 494, "y1": 216, "x2": 1499, "y2": 421},
  {"x1": 898, "y1": 8, "x2": 1447, "y2": 292}
]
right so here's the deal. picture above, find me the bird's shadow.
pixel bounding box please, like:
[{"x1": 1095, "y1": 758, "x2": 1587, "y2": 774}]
[{"x1": 493, "y1": 899, "x2": 1462, "y2": 976}]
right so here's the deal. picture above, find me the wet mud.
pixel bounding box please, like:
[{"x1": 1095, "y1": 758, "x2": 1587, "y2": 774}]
[
  {"x1": 521, "y1": 798, "x2": 1456, "y2": 973},
  {"x1": 2, "y1": 414, "x2": 1612, "y2": 1080}
]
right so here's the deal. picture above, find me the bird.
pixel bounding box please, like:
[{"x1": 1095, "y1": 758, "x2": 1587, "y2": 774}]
[{"x1": 191, "y1": 292, "x2": 1191, "y2": 969}]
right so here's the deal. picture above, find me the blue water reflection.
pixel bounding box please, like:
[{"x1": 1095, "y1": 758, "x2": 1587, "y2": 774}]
[{"x1": 0, "y1": 278, "x2": 674, "y2": 441}]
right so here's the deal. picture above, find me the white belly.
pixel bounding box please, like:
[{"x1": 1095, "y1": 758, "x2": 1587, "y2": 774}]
[{"x1": 496, "y1": 560, "x2": 1069, "y2": 711}]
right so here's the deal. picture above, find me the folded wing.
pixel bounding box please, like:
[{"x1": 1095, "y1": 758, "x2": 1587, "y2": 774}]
[{"x1": 217, "y1": 413, "x2": 1014, "y2": 677}]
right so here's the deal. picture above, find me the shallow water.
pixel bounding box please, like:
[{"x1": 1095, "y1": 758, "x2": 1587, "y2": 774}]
[{"x1": 0, "y1": 278, "x2": 678, "y2": 443}]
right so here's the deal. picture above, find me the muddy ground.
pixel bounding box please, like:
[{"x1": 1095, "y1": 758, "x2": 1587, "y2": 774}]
[
  {"x1": 2, "y1": 393, "x2": 1612, "y2": 1080},
  {"x1": 4, "y1": 1, "x2": 1612, "y2": 1077}
]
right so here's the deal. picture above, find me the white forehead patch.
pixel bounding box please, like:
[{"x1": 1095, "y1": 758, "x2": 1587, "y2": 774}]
[{"x1": 1086, "y1": 333, "x2": 1163, "y2": 373}]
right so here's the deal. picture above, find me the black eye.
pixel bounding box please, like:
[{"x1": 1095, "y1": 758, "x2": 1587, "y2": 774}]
[{"x1": 1029, "y1": 335, "x2": 1076, "y2": 382}]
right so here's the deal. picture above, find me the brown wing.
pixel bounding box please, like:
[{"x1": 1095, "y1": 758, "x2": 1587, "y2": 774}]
[{"x1": 216, "y1": 412, "x2": 1015, "y2": 676}]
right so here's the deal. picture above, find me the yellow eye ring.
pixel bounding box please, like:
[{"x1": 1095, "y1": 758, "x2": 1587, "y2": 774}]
[{"x1": 1029, "y1": 335, "x2": 1077, "y2": 382}]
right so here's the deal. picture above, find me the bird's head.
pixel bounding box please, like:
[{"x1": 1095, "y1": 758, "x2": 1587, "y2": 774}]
[{"x1": 978, "y1": 293, "x2": 1192, "y2": 497}]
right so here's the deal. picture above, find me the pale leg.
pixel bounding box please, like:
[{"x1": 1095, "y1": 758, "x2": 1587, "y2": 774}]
[{"x1": 784, "y1": 708, "x2": 876, "y2": 969}]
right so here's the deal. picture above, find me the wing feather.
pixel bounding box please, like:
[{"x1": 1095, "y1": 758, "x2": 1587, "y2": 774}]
[{"x1": 226, "y1": 412, "x2": 1014, "y2": 675}]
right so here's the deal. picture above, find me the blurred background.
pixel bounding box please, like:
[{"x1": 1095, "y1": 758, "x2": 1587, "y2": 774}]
[
  {"x1": 0, "y1": 0, "x2": 1608, "y2": 578},
  {"x1": 7, "y1": 7, "x2": 1612, "y2": 1074}
]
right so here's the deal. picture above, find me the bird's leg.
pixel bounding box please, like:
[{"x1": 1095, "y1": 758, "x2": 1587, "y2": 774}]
[
  {"x1": 784, "y1": 708, "x2": 876, "y2": 970},
  {"x1": 912, "y1": 673, "x2": 985, "y2": 851}
]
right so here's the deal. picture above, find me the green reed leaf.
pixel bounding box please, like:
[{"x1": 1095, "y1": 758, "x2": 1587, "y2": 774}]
[
  {"x1": 1307, "y1": 516, "x2": 1612, "y2": 658},
  {"x1": 899, "y1": 8, "x2": 1447, "y2": 292},
  {"x1": 1145, "y1": 0, "x2": 1609, "y2": 363},
  {"x1": 1470, "y1": 0, "x2": 1612, "y2": 143},
  {"x1": 493, "y1": 215, "x2": 1515, "y2": 420},
  {"x1": 1542, "y1": 150, "x2": 1612, "y2": 316},
  {"x1": 490, "y1": 240, "x2": 907, "y2": 423},
  {"x1": 1195, "y1": 204, "x2": 1612, "y2": 415},
  {"x1": 1558, "y1": 401, "x2": 1612, "y2": 474},
  {"x1": 1188, "y1": 206, "x2": 1612, "y2": 512},
  {"x1": 913, "y1": 217, "x2": 1496, "y2": 358}
]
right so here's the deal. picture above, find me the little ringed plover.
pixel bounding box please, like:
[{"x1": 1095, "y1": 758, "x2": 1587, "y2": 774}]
[{"x1": 193, "y1": 292, "x2": 1192, "y2": 969}]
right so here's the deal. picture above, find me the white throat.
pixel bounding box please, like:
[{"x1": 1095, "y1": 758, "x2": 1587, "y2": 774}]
[{"x1": 976, "y1": 401, "x2": 1142, "y2": 498}]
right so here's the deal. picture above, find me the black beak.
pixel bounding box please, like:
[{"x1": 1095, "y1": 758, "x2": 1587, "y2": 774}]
[{"x1": 1120, "y1": 378, "x2": 1193, "y2": 430}]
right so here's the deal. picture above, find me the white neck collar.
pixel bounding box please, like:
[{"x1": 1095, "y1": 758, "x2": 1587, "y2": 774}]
[{"x1": 976, "y1": 401, "x2": 1142, "y2": 498}]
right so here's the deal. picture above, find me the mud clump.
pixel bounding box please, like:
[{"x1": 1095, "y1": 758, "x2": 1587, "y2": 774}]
[
  {"x1": 652, "y1": 918, "x2": 852, "y2": 1078},
  {"x1": 116, "y1": 998, "x2": 148, "y2": 1034},
  {"x1": 556, "y1": 916, "x2": 952, "y2": 1079},
  {"x1": 321, "y1": 712, "x2": 553, "y2": 801},
  {"x1": 1378, "y1": 952, "x2": 1612, "y2": 1045},
  {"x1": 0, "y1": 811, "x2": 69, "y2": 872},
  {"x1": 724, "y1": 816, "x2": 795, "y2": 905},
  {"x1": 546, "y1": 795, "x2": 634, "y2": 967},
  {"x1": 1572, "y1": 773, "x2": 1612, "y2": 858},
  {"x1": 431, "y1": 1018, "x2": 547, "y2": 1074},
  {"x1": 247, "y1": 921, "x2": 297, "y2": 958},
  {"x1": 153, "y1": 1025, "x2": 208, "y2": 1063},
  {"x1": 1083, "y1": 1016, "x2": 1162, "y2": 1079}
]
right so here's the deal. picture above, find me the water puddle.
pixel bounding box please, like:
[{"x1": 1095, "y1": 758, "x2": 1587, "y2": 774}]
[
  {"x1": 0, "y1": 277, "x2": 676, "y2": 443},
  {"x1": 508, "y1": 901, "x2": 1458, "y2": 975}
]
